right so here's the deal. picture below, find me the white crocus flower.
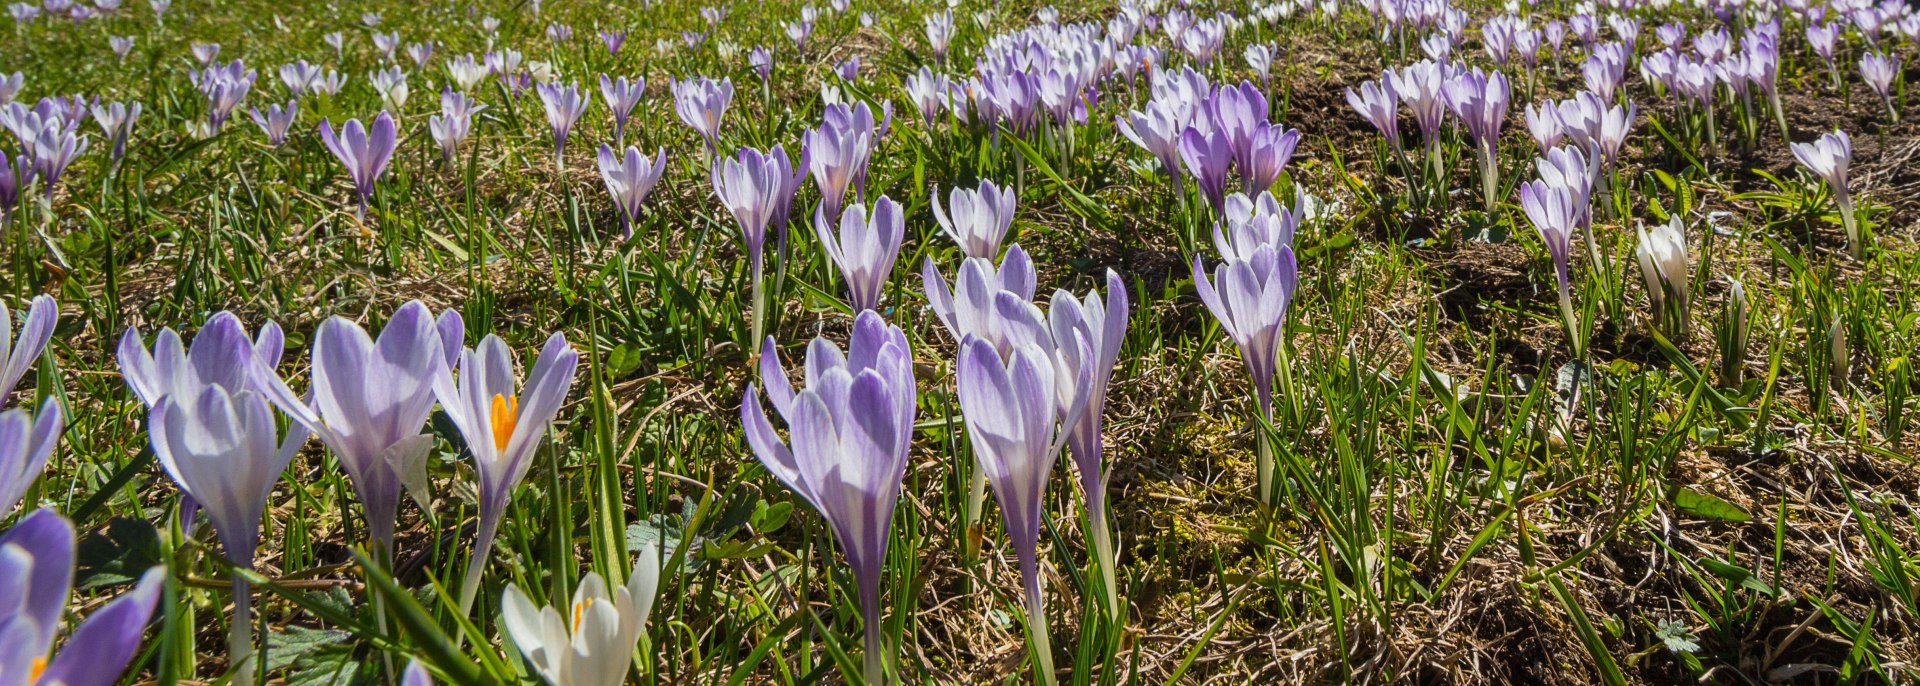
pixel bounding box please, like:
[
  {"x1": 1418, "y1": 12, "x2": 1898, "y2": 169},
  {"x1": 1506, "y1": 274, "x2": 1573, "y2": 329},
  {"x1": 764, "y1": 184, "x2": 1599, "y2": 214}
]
[
  {"x1": 502, "y1": 547, "x2": 663, "y2": 686},
  {"x1": 1635, "y1": 215, "x2": 1690, "y2": 332}
]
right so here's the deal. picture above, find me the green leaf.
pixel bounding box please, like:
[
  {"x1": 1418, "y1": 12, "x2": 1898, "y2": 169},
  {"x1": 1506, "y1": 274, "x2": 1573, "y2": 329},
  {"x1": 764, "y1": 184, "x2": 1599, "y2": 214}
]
[
  {"x1": 263, "y1": 626, "x2": 354, "y2": 673},
  {"x1": 74, "y1": 516, "x2": 163, "y2": 589},
  {"x1": 1673, "y1": 487, "x2": 1752, "y2": 522},
  {"x1": 285, "y1": 643, "x2": 378, "y2": 686}
]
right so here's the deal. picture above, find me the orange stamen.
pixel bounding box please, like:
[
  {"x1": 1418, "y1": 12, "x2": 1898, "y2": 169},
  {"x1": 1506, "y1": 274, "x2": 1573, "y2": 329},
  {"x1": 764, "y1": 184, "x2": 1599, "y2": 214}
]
[
  {"x1": 489, "y1": 394, "x2": 519, "y2": 453},
  {"x1": 571, "y1": 597, "x2": 594, "y2": 634}
]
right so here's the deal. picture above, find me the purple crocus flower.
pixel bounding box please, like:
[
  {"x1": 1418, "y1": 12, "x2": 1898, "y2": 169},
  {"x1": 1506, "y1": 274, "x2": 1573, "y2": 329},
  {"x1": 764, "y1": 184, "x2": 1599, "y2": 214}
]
[
  {"x1": 1518, "y1": 179, "x2": 1581, "y2": 353},
  {"x1": 921, "y1": 245, "x2": 1039, "y2": 350},
  {"x1": 670, "y1": 76, "x2": 733, "y2": 156},
  {"x1": 1792, "y1": 129, "x2": 1860, "y2": 257},
  {"x1": 955, "y1": 321, "x2": 1093, "y2": 686},
  {"x1": 428, "y1": 89, "x2": 484, "y2": 164},
  {"x1": 433, "y1": 330, "x2": 578, "y2": 615},
  {"x1": 0, "y1": 151, "x2": 26, "y2": 216},
  {"x1": 535, "y1": 81, "x2": 588, "y2": 167},
  {"x1": 1192, "y1": 244, "x2": 1297, "y2": 424},
  {"x1": 190, "y1": 41, "x2": 219, "y2": 64},
  {"x1": 0, "y1": 509, "x2": 164, "y2": 686},
  {"x1": 598, "y1": 75, "x2": 644, "y2": 145},
  {"x1": 932, "y1": 179, "x2": 1017, "y2": 260},
  {"x1": 110, "y1": 35, "x2": 134, "y2": 59},
  {"x1": 21, "y1": 123, "x2": 84, "y2": 199},
  {"x1": 904, "y1": 66, "x2": 950, "y2": 126},
  {"x1": 600, "y1": 29, "x2": 627, "y2": 56},
  {"x1": 317, "y1": 112, "x2": 396, "y2": 219},
  {"x1": 596, "y1": 144, "x2": 667, "y2": 239},
  {"x1": 1118, "y1": 100, "x2": 1190, "y2": 183},
  {"x1": 715, "y1": 146, "x2": 789, "y2": 341},
  {"x1": 768, "y1": 143, "x2": 807, "y2": 241},
  {"x1": 148, "y1": 374, "x2": 304, "y2": 684},
  {"x1": 1444, "y1": 68, "x2": 1510, "y2": 212},
  {"x1": 1345, "y1": 78, "x2": 1402, "y2": 156},
  {"x1": 406, "y1": 42, "x2": 434, "y2": 69},
  {"x1": 248, "y1": 101, "x2": 296, "y2": 147},
  {"x1": 1860, "y1": 52, "x2": 1899, "y2": 121},
  {"x1": 741, "y1": 312, "x2": 915, "y2": 685},
  {"x1": 0, "y1": 72, "x2": 22, "y2": 105},
  {"x1": 713, "y1": 146, "x2": 784, "y2": 272},
  {"x1": 1528, "y1": 100, "x2": 1559, "y2": 151},
  {"x1": 1389, "y1": 59, "x2": 1449, "y2": 149},
  {"x1": 750, "y1": 46, "x2": 773, "y2": 83},
  {"x1": 926, "y1": 10, "x2": 955, "y2": 61},
  {"x1": 0, "y1": 399, "x2": 59, "y2": 514},
  {"x1": 1, "y1": 295, "x2": 56, "y2": 406},
  {"x1": 1242, "y1": 124, "x2": 1301, "y2": 197},
  {"x1": 835, "y1": 57, "x2": 860, "y2": 82},
  {"x1": 803, "y1": 103, "x2": 877, "y2": 221},
  {"x1": 813, "y1": 196, "x2": 904, "y2": 313},
  {"x1": 248, "y1": 302, "x2": 462, "y2": 559},
  {"x1": 1807, "y1": 22, "x2": 1841, "y2": 82},
  {"x1": 1178, "y1": 126, "x2": 1233, "y2": 214},
  {"x1": 1213, "y1": 191, "x2": 1300, "y2": 261},
  {"x1": 1050, "y1": 271, "x2": 1129, "y2": 617}
]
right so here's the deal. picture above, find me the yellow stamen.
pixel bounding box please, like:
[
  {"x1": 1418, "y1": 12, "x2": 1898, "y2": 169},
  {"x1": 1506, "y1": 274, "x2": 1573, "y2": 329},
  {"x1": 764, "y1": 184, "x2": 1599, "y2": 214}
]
[
  {"x1": 571, "y1": 597, "x2": 594, "y2": 634},
  {"x1": 489, "y1": 394, "x2": 520, "y2": 453},
  {"x1": 31, "y1": 656, "x2": 47, "y2": 681}
]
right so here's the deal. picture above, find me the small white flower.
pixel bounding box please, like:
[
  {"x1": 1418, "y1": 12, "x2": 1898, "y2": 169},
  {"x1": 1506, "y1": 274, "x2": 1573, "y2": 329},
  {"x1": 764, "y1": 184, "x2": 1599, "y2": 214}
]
[{"x1": 502, "y1": 549, "x2": 664, "y2": 686}]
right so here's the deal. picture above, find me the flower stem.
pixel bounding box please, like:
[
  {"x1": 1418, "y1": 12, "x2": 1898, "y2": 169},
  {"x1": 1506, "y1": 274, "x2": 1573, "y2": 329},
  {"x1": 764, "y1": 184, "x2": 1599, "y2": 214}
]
[
  {"x1": 1025, "y1": 580, "x2": 1057, "y2": 686},
  {"x1": 457, "y1": 516, "x2": 500, "y2": 617},
  {"x1": 230, "y1": 575, "x2": 255, "y2": 686},
  {"x1": 1088, "y1": 506, "x2": 1121, "y2": 620},
  {"x1": 863, "y1": 619, "x2": 885, "y2": 686}
]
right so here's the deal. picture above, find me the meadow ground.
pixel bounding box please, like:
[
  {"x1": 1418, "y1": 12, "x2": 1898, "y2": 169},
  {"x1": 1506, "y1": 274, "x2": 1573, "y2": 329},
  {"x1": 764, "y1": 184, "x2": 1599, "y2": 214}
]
[{"x1": 0, "y1": 0, "x2": 1917, "y2": 684}]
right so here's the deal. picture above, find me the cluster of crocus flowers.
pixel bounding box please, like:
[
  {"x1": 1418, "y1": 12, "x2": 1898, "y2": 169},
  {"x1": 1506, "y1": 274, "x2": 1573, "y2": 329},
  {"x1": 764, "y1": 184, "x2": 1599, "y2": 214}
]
[
  {"x1": 742, "y1": 312, "x2": 916, "y2": 686},
  {"x1": 1791, "y1": 129, "x2": 1860, "y2": 258},
  {"x1": 0, "y1": 509, "x2": 165, "y2": 686},
  {"x1": 433, "y1": 331, "x2": 578, "y2": 615},
  {"x1": 318, "y1": 112, "x2": 397, "y2": 220}
]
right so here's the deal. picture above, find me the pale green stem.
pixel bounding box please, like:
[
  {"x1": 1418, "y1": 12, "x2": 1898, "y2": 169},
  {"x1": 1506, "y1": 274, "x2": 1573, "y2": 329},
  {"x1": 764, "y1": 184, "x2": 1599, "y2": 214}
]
[
  {"x1": 750, "y1": 258, "x2": 766, "y2": 347},
  {"x1": 863, "y1": 620, "x2": 885, "y2": 686},
  {"x1": 1025, "y1": 580, "x2": 1057, "y2": 686},
  {"x1": 230, "y1": 576, "x2": 255, "y2": 686},
  {"x1": 1836, "y1": 192, "x2": 1861, "y2": 259},
  {"x1": 457, "y1": 516, "x2": 501, "y2": 617},
  {"x1": 1088, "y1": 505, "x2": 1120, "y2": 619}
]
